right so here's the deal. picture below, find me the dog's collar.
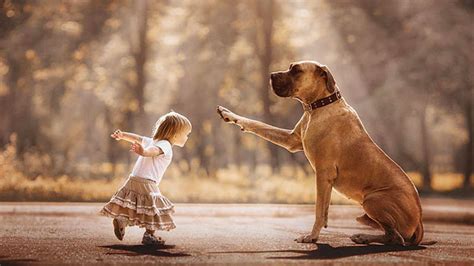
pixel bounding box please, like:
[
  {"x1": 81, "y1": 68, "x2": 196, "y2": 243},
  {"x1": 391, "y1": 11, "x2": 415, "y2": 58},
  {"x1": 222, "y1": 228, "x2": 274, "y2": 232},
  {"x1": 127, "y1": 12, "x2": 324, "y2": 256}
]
[{"x1": 303, "y1": 91, "x2": 342, "y2": 111}]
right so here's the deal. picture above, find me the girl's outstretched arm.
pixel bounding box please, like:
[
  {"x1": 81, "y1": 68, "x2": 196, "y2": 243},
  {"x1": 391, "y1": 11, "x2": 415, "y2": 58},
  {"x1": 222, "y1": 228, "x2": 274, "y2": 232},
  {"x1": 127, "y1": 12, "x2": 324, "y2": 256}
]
[
  {"x1": 111, "y1": 129, "x2": 143, "y2": 144},
  {"x1": 130, "y1": 141, "x2": 164, "y2": 157}
]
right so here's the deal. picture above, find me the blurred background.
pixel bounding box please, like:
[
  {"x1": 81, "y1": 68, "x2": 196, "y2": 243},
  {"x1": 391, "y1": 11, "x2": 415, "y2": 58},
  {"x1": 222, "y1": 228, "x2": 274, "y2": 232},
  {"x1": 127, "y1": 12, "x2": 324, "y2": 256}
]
[{"x1": 0, "y1": 0, "x2": 472, "y2": 203}]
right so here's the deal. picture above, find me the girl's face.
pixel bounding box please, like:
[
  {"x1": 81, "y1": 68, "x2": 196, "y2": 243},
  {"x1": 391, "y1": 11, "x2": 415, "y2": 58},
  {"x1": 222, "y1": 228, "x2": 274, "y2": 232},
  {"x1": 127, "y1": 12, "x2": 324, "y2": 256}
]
[{"x1": 173, "y1": 128, "x2": 191, "y2": 147}]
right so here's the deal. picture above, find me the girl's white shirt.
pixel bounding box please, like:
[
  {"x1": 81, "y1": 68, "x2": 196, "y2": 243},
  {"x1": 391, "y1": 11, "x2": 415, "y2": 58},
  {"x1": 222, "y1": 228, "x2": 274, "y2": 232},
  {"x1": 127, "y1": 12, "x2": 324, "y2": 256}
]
[{"x1": 130, "y1": 137, "x2": 173, "y2": 184}]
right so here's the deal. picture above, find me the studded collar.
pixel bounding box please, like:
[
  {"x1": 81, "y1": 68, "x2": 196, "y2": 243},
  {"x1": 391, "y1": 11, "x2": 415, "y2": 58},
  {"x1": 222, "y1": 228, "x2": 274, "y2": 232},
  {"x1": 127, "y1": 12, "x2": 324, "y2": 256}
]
[{"x1": 304, "y1": 91, "x2": 342, "y2": 111}]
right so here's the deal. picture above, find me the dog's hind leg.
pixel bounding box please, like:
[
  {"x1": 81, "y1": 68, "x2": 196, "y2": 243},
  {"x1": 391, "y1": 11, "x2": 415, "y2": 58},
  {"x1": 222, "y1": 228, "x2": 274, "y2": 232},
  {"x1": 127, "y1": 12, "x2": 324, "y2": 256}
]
[
  {"x1": 356, "y1": 214, "x2": 381, "y2": 230},
  {"x1": 351, "y1": 226, "x2": 405, "y2": 245},
  {"x1": 351, "y1": 196, "x2": 405, "y2": 245}
]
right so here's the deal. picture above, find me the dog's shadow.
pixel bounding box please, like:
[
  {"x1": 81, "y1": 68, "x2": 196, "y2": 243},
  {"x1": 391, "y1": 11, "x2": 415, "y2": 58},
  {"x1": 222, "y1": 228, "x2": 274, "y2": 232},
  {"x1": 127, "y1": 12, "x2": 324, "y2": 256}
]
[
  {"x1": 211, "y1": 243, "x2": 426, "y2": 260},
  {"x1": 99, "y1": 244, "x2": 190, "y2": 257}
]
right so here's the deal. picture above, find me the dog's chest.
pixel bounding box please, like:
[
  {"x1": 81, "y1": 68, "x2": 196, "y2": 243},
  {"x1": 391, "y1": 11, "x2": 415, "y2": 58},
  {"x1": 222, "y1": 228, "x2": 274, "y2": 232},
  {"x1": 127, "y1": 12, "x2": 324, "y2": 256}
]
[
  {"x1": 301, "y1": 115, "x2": 332, "y2": 145},
  {"x1": 300, "y1": 120, "x2": 333, "y2": 165}
]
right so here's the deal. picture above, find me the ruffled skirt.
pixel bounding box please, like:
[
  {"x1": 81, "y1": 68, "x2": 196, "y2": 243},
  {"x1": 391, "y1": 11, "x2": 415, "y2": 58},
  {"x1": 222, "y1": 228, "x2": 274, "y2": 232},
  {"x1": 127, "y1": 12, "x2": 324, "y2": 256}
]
[{"x1": 99, "y1": 175, "x2": 175, "y2": 231}]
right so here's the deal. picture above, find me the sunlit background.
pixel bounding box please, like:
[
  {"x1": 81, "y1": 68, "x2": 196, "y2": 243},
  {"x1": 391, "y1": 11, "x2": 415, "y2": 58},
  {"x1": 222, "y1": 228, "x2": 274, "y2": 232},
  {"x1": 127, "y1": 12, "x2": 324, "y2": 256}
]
[{"x1": 0, "y1": 0, "x2": 472, "y2": 203}]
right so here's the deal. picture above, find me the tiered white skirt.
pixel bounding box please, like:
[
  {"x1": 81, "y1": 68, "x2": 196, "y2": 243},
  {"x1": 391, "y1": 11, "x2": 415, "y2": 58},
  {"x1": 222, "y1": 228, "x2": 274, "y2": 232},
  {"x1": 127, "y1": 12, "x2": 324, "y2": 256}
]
[{"x1": 99, "y1": 176, "x2": 175, "y2": 231}]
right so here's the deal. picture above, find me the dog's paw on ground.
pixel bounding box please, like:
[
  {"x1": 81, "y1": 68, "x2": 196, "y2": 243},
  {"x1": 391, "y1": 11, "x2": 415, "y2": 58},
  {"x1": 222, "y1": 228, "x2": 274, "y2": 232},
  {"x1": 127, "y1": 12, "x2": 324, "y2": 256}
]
[
  {"x1": 350, "y1": 233, "x2": 372, "y2": 244},
  {"x1": 295, "y1": 234, "x2": 318, "y2": 243}
]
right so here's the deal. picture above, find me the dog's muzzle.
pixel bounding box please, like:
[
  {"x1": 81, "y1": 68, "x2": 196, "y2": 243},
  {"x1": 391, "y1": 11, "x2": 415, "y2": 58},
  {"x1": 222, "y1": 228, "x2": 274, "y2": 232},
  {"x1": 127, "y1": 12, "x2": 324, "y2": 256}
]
[{"x1": 270, "y1": 73, "x2": 292, "y2": 97}]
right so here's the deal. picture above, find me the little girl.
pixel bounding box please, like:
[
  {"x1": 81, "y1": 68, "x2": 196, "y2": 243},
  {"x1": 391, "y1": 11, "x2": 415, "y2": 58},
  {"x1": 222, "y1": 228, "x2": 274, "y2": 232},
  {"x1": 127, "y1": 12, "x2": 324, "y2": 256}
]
[{"x1": 100, "y1": 111, "x2": 191, "y2": 246}]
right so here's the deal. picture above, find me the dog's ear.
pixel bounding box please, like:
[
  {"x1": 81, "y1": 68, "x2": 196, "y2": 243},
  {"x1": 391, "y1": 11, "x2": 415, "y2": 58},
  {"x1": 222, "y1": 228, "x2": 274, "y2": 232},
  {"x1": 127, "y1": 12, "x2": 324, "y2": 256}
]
[{"x1": 319, "y1": 65, "x2": 336, "y2": 93}]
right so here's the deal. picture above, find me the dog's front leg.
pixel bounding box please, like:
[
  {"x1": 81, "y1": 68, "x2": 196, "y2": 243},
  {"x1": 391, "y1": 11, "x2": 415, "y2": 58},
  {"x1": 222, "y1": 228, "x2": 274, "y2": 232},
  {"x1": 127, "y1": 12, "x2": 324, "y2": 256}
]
[
  {"x1": 296, "y1": 170, "x2": 334, "y2": 243},
  {"x1": 217, "y1": 105, "x2": 303, "y2": 152}
]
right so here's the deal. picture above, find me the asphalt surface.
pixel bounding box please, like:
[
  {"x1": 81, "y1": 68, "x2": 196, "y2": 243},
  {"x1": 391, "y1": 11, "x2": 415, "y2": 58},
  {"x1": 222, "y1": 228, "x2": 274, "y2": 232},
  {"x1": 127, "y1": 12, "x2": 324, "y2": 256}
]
[{"x1": 0, "y1": 199, "x2": 473, "y2": 265}]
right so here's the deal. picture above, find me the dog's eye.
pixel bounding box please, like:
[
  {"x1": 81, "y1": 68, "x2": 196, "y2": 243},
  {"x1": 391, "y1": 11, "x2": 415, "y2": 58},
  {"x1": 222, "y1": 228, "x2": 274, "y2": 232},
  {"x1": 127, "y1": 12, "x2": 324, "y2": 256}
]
[{"x1": 290, "y1": 66, "x2": 302, "y2": 74}]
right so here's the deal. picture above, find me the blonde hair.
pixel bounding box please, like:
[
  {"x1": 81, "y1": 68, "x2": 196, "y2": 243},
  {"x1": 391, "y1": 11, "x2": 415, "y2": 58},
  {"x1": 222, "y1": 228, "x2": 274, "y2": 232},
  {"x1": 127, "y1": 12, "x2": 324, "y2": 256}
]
[{"x1": 152, "y1": 111, "x2": 192, "y2": 143}]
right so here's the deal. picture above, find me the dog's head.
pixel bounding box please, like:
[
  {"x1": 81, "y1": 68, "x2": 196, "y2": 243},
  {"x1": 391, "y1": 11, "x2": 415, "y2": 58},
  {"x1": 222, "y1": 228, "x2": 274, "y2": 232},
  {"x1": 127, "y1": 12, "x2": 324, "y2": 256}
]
[{"x1": 270, "y1": 61, "x2": 336, "y2": 102}]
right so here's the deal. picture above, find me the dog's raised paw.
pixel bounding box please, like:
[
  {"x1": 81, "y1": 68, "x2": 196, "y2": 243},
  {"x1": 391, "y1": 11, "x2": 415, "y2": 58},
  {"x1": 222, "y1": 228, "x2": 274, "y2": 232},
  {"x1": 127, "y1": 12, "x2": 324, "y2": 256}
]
[
  {"x1": 216, "y1": 106, "x2": 229, "y2": 122},
  {"x1": 217, "y1": 106, "x2": 238, "y2": 124}
]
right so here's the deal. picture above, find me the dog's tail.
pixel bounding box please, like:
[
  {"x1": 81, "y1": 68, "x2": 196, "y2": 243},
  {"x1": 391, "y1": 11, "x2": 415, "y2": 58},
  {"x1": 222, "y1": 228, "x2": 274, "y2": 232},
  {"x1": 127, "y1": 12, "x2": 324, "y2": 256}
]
[
  {"x1": 410, "y1": 219, "x2": 424, "y2": 245},
  {"x1": 409, "y1": 219, "x2": 437, "y2": 246}
]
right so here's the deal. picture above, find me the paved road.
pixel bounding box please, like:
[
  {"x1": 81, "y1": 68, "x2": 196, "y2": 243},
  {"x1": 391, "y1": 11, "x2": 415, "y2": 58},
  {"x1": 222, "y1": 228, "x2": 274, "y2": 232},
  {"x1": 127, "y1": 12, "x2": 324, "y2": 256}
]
[{"x1": 0, "y1": 200, "x2": 473, "y2": 265}]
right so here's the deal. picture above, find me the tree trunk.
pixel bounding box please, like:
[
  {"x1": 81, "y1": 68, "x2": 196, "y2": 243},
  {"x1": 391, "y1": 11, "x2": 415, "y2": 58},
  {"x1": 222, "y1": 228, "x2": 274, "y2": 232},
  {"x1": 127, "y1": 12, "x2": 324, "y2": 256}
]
[
  {"x1": 132, "y1": 0, "x2": 148, "y2": 132},
  {"x1": 194, "y1": 127, "x2": 212, "y2": 177},
  {"x1": 420, "y1": 106, "x2": 432, "y2": 191},
  {"x1": 233, "y1": 129, "x2": 242, "y2": 167},
  {"x1": 4, "y1": 55, "x2": 38, "y2": 155},
  {"x1": 122, "y1": 110, "x2": 134, "y2": 166},
  {"x1": 104, "y1": 107, "x2": 119, "y2": 179},
  {"x1": 255, "y1": 0, "x2": 279, "y2": 171},
  {"x1": 0, "y1": 56, "x2": 18, "y2": 147},
  {"x1": 463, "y1": 99, "x2": 473, "y2": 189}
]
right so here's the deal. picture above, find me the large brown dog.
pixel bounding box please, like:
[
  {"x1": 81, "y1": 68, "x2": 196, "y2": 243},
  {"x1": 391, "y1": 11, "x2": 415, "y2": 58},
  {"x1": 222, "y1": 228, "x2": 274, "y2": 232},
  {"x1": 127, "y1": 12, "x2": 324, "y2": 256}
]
[{"x1": 217, "y1": 60, "x2": 424, "y2": 245}]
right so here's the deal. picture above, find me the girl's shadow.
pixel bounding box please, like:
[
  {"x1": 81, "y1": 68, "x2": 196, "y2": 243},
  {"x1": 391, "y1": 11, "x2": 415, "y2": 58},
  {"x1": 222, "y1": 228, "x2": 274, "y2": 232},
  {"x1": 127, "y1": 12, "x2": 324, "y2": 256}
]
[{"x1": 99, "y1": 244, "x2": 191, "y2": 257}]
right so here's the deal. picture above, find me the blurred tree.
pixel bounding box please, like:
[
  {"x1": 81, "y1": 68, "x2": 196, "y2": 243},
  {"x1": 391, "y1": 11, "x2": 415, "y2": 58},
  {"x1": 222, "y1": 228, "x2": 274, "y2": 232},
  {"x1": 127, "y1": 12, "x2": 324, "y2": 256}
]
[
  {"x1": 129, "y1": 0, "x2": 148, "y2": 132},
  {"x1": 171, "y1": 0, "x2": 239, "y2": 177},
  {"x1": 0, "y1": 0, "x2": 114, "y2": 159},
  {"x1": 0, "y1": 0, "x2": 470, "y2": 195},
  {"x1": 325, "y1": 0, "x2": 474, "y2": 191},
  {"x1": 397, "y1": 0, "x2": 473, "y2": 190},
  {"x1": 253, "y1": 0, "x2": 279, "y2": 171}
]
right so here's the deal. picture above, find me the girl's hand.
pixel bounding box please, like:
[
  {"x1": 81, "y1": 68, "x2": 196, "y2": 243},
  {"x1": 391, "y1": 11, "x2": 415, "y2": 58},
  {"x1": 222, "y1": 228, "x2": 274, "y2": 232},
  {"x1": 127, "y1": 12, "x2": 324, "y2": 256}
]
[
  {"x1": 111, "y1": 129, "x2": 123, "y2": 140},
  {"x1": 130, "y1": 141, "x2": 144, "y2": 156}
]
